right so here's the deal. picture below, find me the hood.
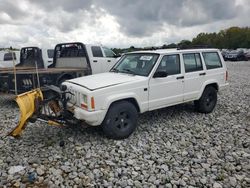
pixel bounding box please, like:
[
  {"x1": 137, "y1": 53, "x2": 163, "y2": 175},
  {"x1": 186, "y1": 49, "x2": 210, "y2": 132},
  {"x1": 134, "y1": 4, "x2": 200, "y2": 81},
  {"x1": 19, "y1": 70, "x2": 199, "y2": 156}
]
[{"x1": 65, "y1": 72, "x2": 145, "y2": 90}]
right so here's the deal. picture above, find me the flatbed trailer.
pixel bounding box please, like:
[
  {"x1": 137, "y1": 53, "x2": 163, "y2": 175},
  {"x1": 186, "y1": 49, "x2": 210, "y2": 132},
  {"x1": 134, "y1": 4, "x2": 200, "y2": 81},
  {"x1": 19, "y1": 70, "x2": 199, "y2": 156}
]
[
  {"x1": 0, "y1": 42, "x2": 118, "y2": 95},
  {"x1": 0, "y1": 67, "x2": 89, "y2": 94},
  {"x1": 0, "y1": 43, "x2": 91, "y2": 94}
]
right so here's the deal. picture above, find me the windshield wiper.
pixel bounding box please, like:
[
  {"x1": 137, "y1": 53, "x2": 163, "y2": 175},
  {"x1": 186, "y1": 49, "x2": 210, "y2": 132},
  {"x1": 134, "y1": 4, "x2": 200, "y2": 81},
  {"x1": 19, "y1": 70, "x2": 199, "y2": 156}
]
[{"x1": 121, "y1": 68, "x2": 136, "y2": 75}]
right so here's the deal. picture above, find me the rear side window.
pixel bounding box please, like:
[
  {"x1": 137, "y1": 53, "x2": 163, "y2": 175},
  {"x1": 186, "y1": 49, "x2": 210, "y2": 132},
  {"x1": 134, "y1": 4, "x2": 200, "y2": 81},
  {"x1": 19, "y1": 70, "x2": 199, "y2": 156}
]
[
  {"x1": 91, "y1": 46, "x2": 103, "y2": 57},
  {"x1": 4, "y1": 53, "x2": 16, "y2": 61},
  {"x1": 183, "y1": 53, "x2": 203, "y2": 73},
  {"x1": 202, "y1": 52, "x2": 222, "y2": 69},
  {"x1": 156, "y1": 54, "x2": 180, "y2": 75}
]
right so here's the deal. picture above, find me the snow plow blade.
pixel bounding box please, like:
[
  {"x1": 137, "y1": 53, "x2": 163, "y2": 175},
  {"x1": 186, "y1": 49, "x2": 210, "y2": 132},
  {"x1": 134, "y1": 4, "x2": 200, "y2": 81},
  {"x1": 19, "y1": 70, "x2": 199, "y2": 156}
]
[{"x1": 8, "y1": 89, "x2": 43, "y2": 137}]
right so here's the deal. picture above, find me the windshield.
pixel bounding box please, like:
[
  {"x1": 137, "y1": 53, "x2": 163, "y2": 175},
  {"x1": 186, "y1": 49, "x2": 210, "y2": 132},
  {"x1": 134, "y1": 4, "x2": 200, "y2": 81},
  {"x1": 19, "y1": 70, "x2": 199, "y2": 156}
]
[{"x1": 111, "y1": 53, "x2": 159, "y2": 76}]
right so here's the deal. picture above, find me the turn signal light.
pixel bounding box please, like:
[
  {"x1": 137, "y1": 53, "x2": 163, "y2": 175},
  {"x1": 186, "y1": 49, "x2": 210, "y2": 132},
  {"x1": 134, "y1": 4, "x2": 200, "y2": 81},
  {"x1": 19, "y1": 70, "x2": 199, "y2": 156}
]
[
  {"x1": 91, "y1": 97, "x2": 95, "y2": 110},
  {"x1": 81, "y1": 103, "x2": 87, "y2": 109}
]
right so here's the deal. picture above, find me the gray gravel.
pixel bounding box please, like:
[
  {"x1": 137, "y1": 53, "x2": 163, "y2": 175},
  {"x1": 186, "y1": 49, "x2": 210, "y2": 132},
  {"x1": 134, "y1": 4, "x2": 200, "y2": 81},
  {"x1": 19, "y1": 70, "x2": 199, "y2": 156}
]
[{"x1": 0, "y1": 61, "x2": 249, "y2": 187}]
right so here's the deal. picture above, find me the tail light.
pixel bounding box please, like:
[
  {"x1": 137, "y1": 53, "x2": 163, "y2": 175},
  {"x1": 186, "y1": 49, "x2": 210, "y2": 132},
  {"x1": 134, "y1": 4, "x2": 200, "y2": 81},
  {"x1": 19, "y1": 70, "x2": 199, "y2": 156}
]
[{"x1": 226, "y1": 70, "x2": 228, "y2": 81}]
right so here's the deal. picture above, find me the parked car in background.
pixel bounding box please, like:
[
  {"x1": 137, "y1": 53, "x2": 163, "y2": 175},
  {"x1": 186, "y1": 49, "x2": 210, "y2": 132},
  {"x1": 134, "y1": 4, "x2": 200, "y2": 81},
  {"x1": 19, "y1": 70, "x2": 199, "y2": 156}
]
[
  {"x1": 244, "y1": 49, "x2": 250, "y2": 60},
  {"x1": 16, "y1": 47, "x2": 54, "y2": 69},
  {"x1": 224, "y1": 49, "x2": 246, "y2": 61},
  {"x1": 0, "y1": 50, "x2": 20, "y2": 68},
  {"x1": 42, "y1": 48, "x2": 54, "y2": 68},
  {"x1": 0, "y1": 43, "x2": 118, "y2": 94},
  {"x1": 221, "y1": 49, "x2": 229, "y2": 61}
]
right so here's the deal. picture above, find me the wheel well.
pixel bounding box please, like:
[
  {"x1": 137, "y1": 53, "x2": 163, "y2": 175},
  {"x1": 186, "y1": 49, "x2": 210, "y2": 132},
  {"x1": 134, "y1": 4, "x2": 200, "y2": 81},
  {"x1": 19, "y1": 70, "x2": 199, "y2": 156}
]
[
  {"x1": 206, "y1": 83, "x2": 218, "y2": 91},
  {"x1": 110, "y1": 98, "x2": 140, "y2": 113}
]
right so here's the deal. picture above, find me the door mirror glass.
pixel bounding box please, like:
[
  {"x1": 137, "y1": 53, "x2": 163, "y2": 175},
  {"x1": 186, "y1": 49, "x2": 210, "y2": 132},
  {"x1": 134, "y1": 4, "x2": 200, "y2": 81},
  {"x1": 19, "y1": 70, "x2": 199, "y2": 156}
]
[{"x1": 153, "y1": 71, "x2": 168, "y2": 78}]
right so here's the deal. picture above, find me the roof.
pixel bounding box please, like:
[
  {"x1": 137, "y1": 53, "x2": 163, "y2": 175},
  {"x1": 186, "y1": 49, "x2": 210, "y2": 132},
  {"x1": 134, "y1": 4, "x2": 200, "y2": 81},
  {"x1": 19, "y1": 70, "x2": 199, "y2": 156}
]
[{"x1": 127, "y1": 48, "x2": 219, "y2": 55}]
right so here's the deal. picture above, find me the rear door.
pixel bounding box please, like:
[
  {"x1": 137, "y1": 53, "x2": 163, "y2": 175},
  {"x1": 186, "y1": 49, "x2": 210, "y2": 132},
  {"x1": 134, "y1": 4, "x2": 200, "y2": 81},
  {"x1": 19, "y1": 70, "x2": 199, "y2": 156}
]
[
  {"x1": 182, "y1": 52, "x2": 205, "y2": 101},
  {"x1": 89, "y1": 46, "x2": 105, "y2": 74},
  {"x1": 149, "y1": 54, "x2": 184, "y2": 110}
]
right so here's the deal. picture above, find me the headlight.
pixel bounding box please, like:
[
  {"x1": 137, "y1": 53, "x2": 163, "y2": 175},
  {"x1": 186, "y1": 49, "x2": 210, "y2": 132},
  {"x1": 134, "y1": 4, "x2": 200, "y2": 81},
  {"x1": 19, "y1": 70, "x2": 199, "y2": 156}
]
[
  {"x1": 82, "y1": 94, "x2": 88, "y2": 104},
  {"x1": 81, "y1": 94, "x2": 88, "y2": 109}
]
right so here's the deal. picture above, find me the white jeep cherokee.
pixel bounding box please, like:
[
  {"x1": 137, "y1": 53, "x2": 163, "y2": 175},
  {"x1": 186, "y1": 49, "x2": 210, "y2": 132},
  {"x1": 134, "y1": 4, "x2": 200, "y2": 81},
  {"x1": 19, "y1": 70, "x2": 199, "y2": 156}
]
[{"x1": 63, "y1": 48, "x2": 228, "y2": 139}]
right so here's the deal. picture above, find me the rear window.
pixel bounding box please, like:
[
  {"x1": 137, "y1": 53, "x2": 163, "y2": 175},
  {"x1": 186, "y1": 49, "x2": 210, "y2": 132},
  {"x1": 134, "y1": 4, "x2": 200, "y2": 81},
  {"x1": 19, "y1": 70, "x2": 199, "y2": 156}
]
[
  {"x1": 47, "y1": 49, "x2": 54, "y2": 58},
  {"x1": 202, "y1": 52, "x2": 222, "y2": 69},
  {"x1": 4, "y1": 52, "x2": 16, "y2": 61},
  {"x1": 21, "y1": 48, "x2": 39, "y2": 60},
  {"x1": 56, "y1": 44, "x2": 86, "y2": 58}
]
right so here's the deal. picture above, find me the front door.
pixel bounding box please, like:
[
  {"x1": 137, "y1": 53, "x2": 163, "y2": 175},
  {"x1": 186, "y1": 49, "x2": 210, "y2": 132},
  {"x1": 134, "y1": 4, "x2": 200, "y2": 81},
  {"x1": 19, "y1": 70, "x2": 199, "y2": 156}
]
[
  {"x1": 149, "y1": 54, "x2": 184, "y2": 110},
  {"x1": 102, "y1": 47, "x2": 118, "y2": 71}
]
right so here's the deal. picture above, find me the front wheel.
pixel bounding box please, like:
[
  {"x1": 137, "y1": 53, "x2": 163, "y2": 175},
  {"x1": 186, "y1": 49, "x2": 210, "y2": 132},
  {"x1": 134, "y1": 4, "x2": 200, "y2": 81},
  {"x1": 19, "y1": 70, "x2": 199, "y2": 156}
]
[
  {"x1": 194, "y1": 86, "x2": 217, "y2": 113},
  {"x1": 102, "y1": 101, "x2": 138, "y2": 139}
]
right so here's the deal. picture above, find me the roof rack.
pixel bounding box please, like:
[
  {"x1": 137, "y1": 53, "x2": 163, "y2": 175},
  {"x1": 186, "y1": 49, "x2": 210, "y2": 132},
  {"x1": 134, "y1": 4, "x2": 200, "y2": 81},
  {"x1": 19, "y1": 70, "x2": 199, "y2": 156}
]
[{"x1": 177, "y1": 45, "x2": 214, "y2": 50}]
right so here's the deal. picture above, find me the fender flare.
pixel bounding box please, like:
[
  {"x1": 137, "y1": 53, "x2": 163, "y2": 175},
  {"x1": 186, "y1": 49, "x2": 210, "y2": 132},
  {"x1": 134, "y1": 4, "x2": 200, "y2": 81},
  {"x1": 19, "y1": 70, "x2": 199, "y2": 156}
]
[
  {"x1": 197, "y1": 80, "x2": 219, "y2": 99},
  {"x1": 104, "y1": 92, "x2": 142, "y2": 113}
]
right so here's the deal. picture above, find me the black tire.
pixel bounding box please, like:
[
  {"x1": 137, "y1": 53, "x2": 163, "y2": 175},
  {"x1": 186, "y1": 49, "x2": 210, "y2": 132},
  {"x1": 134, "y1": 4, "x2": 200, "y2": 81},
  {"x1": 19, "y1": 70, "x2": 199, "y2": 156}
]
[
  {"x1": 195, "y1": 86, "x2": 217, "y2": 113},
  {"x1": 102, "y1": 101, "x2": 138, "y2": 139}
]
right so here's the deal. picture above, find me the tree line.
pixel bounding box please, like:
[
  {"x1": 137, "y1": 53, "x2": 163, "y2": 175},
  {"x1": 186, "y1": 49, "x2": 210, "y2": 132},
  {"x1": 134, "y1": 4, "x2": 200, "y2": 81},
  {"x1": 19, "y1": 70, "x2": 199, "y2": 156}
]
[
  {"x1": 112, "y1": 26, "x2": 250, "y2": 54},
  {"x1": 1, "y1": 26, "x2": 249, "y2": 54}
]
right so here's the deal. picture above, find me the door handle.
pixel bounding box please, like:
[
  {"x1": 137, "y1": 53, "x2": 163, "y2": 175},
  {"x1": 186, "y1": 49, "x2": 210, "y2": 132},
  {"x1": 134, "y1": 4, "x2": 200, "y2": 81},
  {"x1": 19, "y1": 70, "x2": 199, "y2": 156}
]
[
  {"x1": 93, "y1": 60, "x2": 98, "y2": 62},
  {"x1": 176, "y1": 76, "x2": 184, "y2": 80},
  {"x1": 199, "y1": 72, "x2": 206, "y2": 76},
  {"x1": 107, "y1": 60, "x2": 111, "y2": 62}
]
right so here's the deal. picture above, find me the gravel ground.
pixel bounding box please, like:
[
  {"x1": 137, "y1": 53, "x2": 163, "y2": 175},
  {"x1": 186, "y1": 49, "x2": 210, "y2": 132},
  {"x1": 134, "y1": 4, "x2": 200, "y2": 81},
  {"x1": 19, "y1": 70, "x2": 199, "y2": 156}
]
[{"x1": 0, "y1": 61, "x2": 249, "y2": 188}]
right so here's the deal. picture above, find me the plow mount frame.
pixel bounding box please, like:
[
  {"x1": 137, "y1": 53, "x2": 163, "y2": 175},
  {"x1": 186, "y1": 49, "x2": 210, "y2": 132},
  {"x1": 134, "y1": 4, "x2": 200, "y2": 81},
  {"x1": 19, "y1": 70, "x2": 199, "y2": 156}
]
[{"x1": 8, "y1": 85, "x2": 79, "y2": 137}]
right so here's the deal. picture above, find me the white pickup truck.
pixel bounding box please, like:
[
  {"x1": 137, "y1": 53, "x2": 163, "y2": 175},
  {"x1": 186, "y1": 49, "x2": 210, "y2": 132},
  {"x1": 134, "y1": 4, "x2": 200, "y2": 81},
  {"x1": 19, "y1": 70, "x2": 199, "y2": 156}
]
[
  {"x1": 0, "y1": 50, "x2": 20, "y2": 68},
  {"x1": 62, "y1": 48, "x2": 228, "y2": 139},
  {"x1": 0, "y1": 43, "x2": 118, "y2": 94}
]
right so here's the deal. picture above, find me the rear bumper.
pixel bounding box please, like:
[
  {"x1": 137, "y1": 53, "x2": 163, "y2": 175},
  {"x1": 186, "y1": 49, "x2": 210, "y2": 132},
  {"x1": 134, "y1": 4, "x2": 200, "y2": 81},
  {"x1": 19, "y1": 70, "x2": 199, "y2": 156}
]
[{"x1": 73, "y1": 107, "x2": 106, "y2": 126}]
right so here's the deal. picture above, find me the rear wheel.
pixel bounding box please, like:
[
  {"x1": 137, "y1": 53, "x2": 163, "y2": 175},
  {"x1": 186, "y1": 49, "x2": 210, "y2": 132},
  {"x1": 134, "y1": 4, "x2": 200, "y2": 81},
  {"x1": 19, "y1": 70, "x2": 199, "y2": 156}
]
[
  {"x1": 195, "y1": 86, "x2": 217, "y2": 113},
  {"x1": 102, "y1": 101, "x2": 138, "y2": 139}
]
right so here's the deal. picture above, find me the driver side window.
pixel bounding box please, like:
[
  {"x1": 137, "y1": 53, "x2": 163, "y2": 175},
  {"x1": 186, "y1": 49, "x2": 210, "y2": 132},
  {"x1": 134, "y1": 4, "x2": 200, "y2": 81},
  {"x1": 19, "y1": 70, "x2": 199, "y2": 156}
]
[{"x1": 156, "y1": 54, "x2": 180, "y2": 75}]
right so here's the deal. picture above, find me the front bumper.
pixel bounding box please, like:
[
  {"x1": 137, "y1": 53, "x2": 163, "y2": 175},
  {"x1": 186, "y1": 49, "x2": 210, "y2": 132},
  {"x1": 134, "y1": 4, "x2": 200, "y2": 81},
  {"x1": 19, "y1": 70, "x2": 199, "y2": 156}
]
[{"x1": 74, "y1": 107, "x2": 106, "y2": 126}]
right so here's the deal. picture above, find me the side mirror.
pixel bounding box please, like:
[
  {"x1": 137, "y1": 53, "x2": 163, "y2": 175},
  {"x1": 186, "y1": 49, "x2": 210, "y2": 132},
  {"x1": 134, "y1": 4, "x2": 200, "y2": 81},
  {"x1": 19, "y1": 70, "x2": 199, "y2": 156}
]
[{"x1": 153, "y1": 71, "x2": 168, "y2": 78}]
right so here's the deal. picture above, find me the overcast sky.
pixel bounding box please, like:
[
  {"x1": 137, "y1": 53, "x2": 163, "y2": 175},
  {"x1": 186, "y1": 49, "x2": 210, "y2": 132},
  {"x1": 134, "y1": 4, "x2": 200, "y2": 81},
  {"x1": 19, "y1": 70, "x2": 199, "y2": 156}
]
[{"x1": 0, "y1": 0, "x2": 249, "y2": 49}]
